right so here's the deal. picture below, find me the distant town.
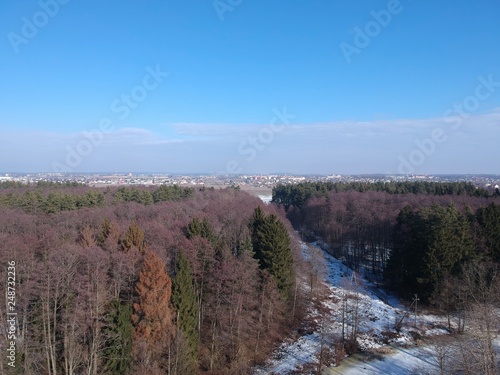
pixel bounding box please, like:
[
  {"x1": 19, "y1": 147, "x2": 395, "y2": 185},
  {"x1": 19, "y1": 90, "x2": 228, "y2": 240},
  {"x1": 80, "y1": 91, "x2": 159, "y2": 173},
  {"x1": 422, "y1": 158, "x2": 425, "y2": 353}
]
[{"x1": 1, "y1": 172, "x2": 499, "y2": 191}]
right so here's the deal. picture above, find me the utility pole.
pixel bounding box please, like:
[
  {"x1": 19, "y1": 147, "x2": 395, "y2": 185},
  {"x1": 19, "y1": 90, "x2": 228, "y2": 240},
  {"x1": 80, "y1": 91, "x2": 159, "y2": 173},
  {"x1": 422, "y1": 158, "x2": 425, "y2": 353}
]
[{"x1": 413, "y1": 294, "x2": 419, "y2": 327}]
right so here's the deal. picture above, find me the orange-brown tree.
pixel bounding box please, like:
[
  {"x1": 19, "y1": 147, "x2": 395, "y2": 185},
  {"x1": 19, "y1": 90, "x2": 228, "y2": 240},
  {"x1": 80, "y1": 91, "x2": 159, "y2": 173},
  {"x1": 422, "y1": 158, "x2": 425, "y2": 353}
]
[{"x1": 132, "y1": 249, "x2": 175, "y2": 373}]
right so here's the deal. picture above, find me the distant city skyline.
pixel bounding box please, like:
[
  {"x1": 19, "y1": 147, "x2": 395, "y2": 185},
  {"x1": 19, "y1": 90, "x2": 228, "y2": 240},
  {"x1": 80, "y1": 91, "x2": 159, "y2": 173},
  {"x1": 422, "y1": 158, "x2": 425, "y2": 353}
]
[{"x1": 1, "y1": 1, "x2": 499, "y2": 174}]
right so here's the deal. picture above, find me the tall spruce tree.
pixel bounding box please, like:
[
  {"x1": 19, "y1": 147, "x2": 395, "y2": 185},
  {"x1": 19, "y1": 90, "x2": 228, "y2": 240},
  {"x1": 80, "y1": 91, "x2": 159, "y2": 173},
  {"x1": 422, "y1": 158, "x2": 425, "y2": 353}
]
[
  {"x1": 424, "y1": 204, "x2": 476, "y2": 291},
  {"x1": 251, "y1": 208, "x2": 295, "y2": 300},
  {"x1": 386, "y1": 205, "x2": 430, "y2": 298},
  {"x1": 103, "y1": 300, "x2": 134, "y2": 375},
  {"x1": 172, "y1": 252, "x2": 199, "y2": 360},
  {"x1": 251, "y1": 206, "x2": 266, "y2": 261},
  {"x1": 477, "y1": 203, "x2": 500, "y2": 262}
]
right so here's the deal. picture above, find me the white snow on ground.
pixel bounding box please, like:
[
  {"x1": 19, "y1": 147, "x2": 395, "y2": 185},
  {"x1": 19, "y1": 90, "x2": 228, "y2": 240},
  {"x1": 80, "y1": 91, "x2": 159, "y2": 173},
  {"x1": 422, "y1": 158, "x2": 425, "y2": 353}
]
[
  {"x1": 258, "y1": 194, "x2": 273, "y2": 204},
  {"x1": 254, "y1": 241, "x2": 451, "y2": 375},
  {"x1": 324, "y1": 346, "x2": 438, "y2": 375}
]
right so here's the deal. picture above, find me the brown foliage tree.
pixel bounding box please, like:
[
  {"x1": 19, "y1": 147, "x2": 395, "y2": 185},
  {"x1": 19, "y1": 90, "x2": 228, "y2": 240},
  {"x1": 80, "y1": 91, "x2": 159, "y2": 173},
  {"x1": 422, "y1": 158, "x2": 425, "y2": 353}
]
[
  {"x1": 122, "y1": 222, "x2": 145, "y2": 253},
  {"x1": 78, "y1": 225, "x2": 96, "y2": 248},
  {"x1": 132, "y1": 249, "x2": 175, "y2": 371}
]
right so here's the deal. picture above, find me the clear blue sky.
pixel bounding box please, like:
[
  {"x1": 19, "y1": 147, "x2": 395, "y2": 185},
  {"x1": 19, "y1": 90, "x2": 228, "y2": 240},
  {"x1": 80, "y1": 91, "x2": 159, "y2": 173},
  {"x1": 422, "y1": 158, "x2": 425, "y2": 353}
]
[{"x1": 1, "y1": 0, "x2": 499, "y2": 174}]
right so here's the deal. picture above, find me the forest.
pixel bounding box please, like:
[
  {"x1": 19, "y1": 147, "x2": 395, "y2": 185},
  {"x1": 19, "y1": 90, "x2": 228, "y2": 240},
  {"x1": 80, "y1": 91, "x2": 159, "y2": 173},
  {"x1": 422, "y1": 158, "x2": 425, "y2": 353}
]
[
  {"x1": 273, "y1": 181, "x2": 500, "y2": 373},
  {"x1": 0, "y1": 184, "x2": 303, "y2": 375},
  {"x1": 273, "y1": 181, "x2": 500, "y2": 299},
  {"x1": 1, "y1": 180, "x2": 499, "y2": 374}
]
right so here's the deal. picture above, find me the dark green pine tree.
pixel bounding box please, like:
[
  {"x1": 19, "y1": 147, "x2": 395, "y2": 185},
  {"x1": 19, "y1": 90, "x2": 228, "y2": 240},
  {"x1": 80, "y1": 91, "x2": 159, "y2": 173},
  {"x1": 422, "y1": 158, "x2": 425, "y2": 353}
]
[
  {"x1": 172, "y1": 252, "x2": 199, "y2": 360},
  {"x1": 186, "y1": 217, "x2": 216, "y2": 244},
  {"x1": 477, "y1": 203, "x2": 500, "y2": 262},
  {"x1": 386, "y1": 205, "x2": 432, "y2": 299},
  {"x1": 424, "y1": 204, "x2": 476, "y2": 292},
  {"x1": 387, "y1": 204, "x2": 477, "y2": 302},
  {"x1": 252, "y1": 208, "x2": 295, "y2": 300},
  {"x1": 103, "y1": 299, "x2": 134, "y2": 375},
  {"x1": 251, "y1": 206, "x2": 266, "y2": 252}
]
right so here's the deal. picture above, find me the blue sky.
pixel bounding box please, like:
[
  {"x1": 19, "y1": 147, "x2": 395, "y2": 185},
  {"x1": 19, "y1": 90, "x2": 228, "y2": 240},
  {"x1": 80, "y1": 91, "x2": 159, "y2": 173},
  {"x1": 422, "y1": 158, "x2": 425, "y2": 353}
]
[{"x1": 1, "y1": 0, "x2": 499, "y2": 174}]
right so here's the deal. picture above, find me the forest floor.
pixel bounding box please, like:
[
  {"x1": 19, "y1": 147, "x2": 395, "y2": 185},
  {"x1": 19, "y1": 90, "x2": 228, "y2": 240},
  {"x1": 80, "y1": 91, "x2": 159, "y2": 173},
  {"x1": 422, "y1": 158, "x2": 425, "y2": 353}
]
[{"x1": 254, "y1": 241, "x2": 462, "y2": 374}]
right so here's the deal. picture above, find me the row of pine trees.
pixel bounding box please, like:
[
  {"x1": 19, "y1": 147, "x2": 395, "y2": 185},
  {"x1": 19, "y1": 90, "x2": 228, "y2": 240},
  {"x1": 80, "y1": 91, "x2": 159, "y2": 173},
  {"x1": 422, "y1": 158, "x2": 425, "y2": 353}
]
[{"x1": 386, "y1": 203, "x2": 500, "y2": 301}]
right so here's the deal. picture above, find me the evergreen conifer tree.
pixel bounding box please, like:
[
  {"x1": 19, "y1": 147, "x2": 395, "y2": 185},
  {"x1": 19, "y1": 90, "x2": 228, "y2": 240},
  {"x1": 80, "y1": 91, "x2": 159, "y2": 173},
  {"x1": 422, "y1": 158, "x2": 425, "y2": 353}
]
[
  {"x1": 477, "y1": 203, "x2": 500, "y2": 262},
  {"x1": 186, "y1": 217, "x2": 216, "y2": 245},
  {"x1": 251, "y1": 208, "x2": 295, "y2": 300},
  {"x1": 103, "y1": 299, "x2": 134, "y2": 375},
  {"x1": 172, "y1": 252, "x2": 199, "y2": 360}
]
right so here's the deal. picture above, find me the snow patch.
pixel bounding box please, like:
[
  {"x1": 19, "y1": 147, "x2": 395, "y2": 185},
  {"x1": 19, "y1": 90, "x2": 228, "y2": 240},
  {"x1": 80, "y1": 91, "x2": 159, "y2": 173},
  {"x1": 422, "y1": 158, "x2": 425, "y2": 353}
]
[{"x1": 254, "y1": 241, "x2": 453, "y2": 374}]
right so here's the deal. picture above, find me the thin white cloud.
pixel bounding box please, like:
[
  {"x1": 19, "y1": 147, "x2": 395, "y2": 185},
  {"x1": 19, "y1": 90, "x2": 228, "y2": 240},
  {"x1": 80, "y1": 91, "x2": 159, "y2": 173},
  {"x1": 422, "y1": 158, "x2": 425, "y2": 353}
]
[
  {"x1": 1, "y1": 110, "x2": 498, "y2": 173},
  {"x1": 170, "y1": 122, "x2": 266, "y2": 139},
  {"x1": 168, "y1": 110, "x2": 500, "y2": 142},
  {"x1": 103, "y1": 128, "x2": 183, "y2": 145},
  {"x1": 0, "y1": 127, "x2": 183, "y2": 147}
]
